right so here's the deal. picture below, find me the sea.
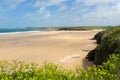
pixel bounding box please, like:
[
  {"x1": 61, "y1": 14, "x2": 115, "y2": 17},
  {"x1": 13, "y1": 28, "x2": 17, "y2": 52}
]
[{"x1": 0, "y1": 28, "x2": 46, "y2": 35}]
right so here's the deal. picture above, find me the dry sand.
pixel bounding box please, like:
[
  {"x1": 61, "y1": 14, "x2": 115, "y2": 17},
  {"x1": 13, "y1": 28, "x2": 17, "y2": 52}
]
[{"x1": 0, "y1": 30, "x2": 102, "y2": 69}]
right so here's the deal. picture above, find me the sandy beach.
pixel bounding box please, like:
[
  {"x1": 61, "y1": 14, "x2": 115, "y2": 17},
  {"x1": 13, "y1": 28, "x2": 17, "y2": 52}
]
[{"x1": 0, "y1": 30, "x2": 102, "y2": 69}]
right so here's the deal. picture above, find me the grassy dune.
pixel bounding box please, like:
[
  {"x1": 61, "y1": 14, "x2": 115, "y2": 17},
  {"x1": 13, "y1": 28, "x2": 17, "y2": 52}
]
[{"x1": 0, "y1": 26, "x2": 120, "y2": 80}]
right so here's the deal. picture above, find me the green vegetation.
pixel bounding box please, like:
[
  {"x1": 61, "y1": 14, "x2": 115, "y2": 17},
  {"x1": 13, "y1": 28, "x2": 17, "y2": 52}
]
[
  {"x1": 0, "y1": 53, "x2": 120, "y2": 80},
  {"x1": 25, "y1": 26, "x2": 111, "y2": 31},
  {"x1": 57, "y1": 26, "x2": 110, "y2": 31},
  {"x1": 87, "y1": 26, "x2": 120, "y2": 65},
  {"x1": 1, "y1": 26, "x2": 120, "y2": 79}
]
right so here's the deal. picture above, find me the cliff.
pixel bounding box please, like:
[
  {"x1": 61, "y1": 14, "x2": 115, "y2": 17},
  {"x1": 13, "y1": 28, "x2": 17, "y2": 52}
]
[{"x1": 86, "y1": 26, "x2": 120, "y2": 65}]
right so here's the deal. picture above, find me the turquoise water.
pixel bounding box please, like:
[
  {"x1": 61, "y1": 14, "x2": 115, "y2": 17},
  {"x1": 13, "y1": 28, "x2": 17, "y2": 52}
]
[
  {"x1": 0, "y1": 29, "x2": 41, "y2": 33},
  {"x1": 0, "y1": 28, "x2": 47, "y2": 35}
]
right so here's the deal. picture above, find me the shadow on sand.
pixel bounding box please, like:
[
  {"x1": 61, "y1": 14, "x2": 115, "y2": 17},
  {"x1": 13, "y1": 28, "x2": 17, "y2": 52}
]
[{"x1": 82, "y1": 58, "x2": 94, "y2": 70}]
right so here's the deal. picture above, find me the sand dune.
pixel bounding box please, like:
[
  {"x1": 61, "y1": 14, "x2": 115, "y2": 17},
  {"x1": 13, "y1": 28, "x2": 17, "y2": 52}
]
[{"x1": 0, "y1": 30, "x2": 101, "y2": 69}]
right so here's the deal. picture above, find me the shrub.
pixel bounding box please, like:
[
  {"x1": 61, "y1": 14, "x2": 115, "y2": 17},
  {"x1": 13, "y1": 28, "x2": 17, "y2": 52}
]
[{"x1": 0, "y1": 53, "x2": 120, "y2": 80}]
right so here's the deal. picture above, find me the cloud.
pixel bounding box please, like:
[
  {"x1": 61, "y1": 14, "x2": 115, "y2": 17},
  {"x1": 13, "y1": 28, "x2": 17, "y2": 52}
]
[
  {"x1": 0, "y1": 0, "x2": 26, "y2": 12},
  {"x1": 75, "y1": 0, "x2": 82, "y2": 4},
  {"x1": 1, "y1": 0, "x2": 120, "y2": 28},
  {"x1": 82, "y1": 1, "x2": 120, "y2": 19},
  {"x1": 78, "y1": 1, "x2": 120, "y2": 26},
  {"x1": 24, "y1": 0, "x2": 69, "y2": 21},
  {"x1": 81, "y1": 0, "x2": 120, "y2": 6},
  {"x1": 36, "y1": 7, "x2": 51, "y2": 18},
  {"x1": 24, "y1": 0, "x2": 120, "y2": 26},
  {"x1": 23, "y1": 0, "x2": 120, "y2": 26},
  {"x1": 25, "y1": 7, "x2": 51, "y2": 21},
  {"x1": 34, "y1": 0, "x2": 68, "y2": 8}
]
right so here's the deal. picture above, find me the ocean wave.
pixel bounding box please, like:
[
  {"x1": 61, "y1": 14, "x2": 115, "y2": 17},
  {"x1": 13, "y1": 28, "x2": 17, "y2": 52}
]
[{"x1": 0, "y1": 31, "x2": 41, "y2": 35}]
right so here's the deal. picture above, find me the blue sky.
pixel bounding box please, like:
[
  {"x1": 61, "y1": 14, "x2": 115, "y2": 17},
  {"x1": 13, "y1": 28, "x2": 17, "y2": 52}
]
[{"x1": 0, "y1": 0, "x2": 120, "y2": 28}]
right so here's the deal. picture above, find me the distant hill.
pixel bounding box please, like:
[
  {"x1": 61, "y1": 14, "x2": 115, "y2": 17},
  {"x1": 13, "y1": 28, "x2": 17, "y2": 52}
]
[{"x1": 56, "y1": 26, "x2": 111, "y2": 31}]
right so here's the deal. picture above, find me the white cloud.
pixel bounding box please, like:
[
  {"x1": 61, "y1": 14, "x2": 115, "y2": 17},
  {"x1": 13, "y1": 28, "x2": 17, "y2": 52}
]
[
  {"x1": 36, "y1": 7, "x2": 46, "y2": 14},
  {"x1": 24, "y1": 0, "x2": 120, "y2": 26},
  {"x1": 83, "y1": 2, "x2": 120, "y2": 18},
  {"x1": 26, "y1": 0, "x2": 69, "y2": 21},
  {"x1": 75, "y1": 0, "x2": 82, "y2": 3},
  {"x1": 82, "y1": 0, "x2": 120, "y2": 6},
  {"x1": 57, "y1": 5, "x2": 67, "y2": 12},
  {"x1": 44, "y1": 13, "x2": 51, "y2": 18},
  {"x1": 34, "y1": 0, "x2": 68, "y2": 8},
  {"x1": 0, "y1": 0, "x2": 26, "y2": 12},
  {"x1": 36, "y1": 7, "x2": 51, "y2": 18},
  {"x1": 25, "y1": 6, "x2": 51, "y2": 21},
  {"x1": 5, "y1": 0, "x2": 120, "y2": 27},
  {"x1": 78, "y1": 1, "x2": 120, "y2": 26}
]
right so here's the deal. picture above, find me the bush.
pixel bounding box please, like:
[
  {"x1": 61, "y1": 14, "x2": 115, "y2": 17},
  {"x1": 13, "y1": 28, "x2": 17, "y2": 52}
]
[{"x1": 0, "y1": 53, "x2": 120, "y2": 80}]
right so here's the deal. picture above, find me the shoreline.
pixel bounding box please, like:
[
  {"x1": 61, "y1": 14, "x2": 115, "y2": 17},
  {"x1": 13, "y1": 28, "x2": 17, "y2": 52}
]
[
  {"x1": 0, "y1": 31, "x2": 41, "y2": 35},
  {"x1": 0, "y1": 30, "x2": 102, "y2": 69},
  {"x1": 0, "y1": 29, "x2": 103, "y2": 35}
]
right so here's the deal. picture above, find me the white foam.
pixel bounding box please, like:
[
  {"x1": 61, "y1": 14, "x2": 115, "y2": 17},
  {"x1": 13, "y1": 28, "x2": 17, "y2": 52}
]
[{"x1": 0, "y1": 31, "x2": 41, "y2": 35}]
